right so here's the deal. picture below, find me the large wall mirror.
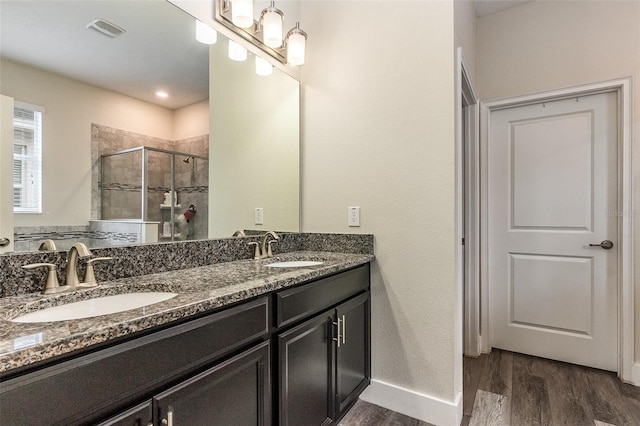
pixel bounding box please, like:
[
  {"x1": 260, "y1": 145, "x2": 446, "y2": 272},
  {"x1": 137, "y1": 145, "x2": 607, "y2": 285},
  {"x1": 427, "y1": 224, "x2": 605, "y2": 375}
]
[{"x1": 0, "y1": 0, "x2": 300, "y2": 252}]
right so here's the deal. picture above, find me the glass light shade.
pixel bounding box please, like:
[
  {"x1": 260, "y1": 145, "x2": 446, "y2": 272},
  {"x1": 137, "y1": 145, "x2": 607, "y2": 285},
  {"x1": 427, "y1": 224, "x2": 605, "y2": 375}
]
[
  {"x1": 255, "y1": 56, "x2": 273, "y2": 76},
  {"x1": 228, "y1": 40, "x2": 247, "y2": 61},
  {"x1": 287, "y1": 31, "x2": 306, "y2": 66},
  {"x1": 195, "y1": 20, "x2": 217, "y2": 44},
  {"x1": 263, "y1": 10, "x2": 283, "y2": 48},
  {"x1": 231, "y1": 0, "x2": 254, "y2": 29}
]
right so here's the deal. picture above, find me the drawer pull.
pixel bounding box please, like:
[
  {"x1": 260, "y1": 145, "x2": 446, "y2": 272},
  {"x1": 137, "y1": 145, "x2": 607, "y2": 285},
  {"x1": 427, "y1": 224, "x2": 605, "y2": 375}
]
[
  {"x1": 161, "y1": 409, "x2": 174, "y2": 426},
  {"x1": 333, "y1": 318, "x2": 342, "y2": 347},
  {"x1": 342, "y1": 314, "x2": 346, "y2": 345}
]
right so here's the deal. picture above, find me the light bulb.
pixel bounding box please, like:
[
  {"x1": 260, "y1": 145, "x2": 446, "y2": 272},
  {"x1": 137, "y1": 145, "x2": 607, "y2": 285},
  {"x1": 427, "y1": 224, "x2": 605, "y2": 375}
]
[
  {"x1": 286, "y1": 23, "x2": 306, "y2": 66},
  {"x1": 262, "y1": 4, "x2": 283, "y2": 48},
  {"x1": 228, "y1": 40, "x2": 247, "y2": 61},
  {"x1": 231, "y1": 0, "x2": 254, "y2": 29},
  {"x1": 195, "y1": 20, "x2": 217, "y2": 44},
  {"x1": 255, "y1": 56, "x2": 273, "y2": 76}
]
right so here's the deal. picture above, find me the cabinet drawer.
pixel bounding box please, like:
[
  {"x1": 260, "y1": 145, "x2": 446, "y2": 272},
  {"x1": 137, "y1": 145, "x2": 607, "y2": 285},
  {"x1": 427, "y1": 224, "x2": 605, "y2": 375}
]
[
  {"x1": 97, "y1": 401, "x2": 152, "y2": 426},
  {"x1": 275, "y1": 265, "x2": 369, "y2": 328},
  {"x1": 0, "y1": 296, "x2": 269, "y2": 426}
]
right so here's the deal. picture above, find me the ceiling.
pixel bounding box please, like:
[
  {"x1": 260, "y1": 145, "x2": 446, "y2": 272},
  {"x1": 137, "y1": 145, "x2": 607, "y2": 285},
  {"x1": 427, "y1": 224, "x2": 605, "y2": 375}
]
[
  {"x1": 0, "y1": 0, "x2": 533, "y2": 110},
  {"x1": 474, "y1": 0, "x2": 534, "y2": 17},
  {"x1": 0, "y1": 0, "x2": 209, "y2": 110}
]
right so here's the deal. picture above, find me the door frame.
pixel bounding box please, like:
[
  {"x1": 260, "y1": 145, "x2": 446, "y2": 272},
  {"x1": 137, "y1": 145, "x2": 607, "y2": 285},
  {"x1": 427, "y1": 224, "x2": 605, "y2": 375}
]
[
  {"x1": 455, "y1": 48, "x2": 481, "y2": 359},
  {"x1": 479, "y1": 78, "x2": 634, "y2": 383},
  {"x1": 0, "y1": 95, "x2": 15, "y2": 253}
]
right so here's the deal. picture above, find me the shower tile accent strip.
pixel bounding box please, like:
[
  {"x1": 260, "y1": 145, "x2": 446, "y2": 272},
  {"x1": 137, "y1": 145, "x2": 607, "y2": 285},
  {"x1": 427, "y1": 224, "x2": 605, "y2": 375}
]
[
  {"x1": 0, "y1": 233, "x2": 374, "y2": 298},
  {"x1": 13, "y1": 226, "x2": 90, "y2": 252}
]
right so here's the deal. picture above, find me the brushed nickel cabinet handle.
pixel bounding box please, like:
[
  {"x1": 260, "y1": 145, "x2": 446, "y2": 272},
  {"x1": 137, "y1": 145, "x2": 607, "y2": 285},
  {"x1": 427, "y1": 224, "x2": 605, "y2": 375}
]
[
  {"x1": 342, "y1": 314, "x2": 346, "y2": 345},
  {"x1": 333, "y1": 318, "x2": 341, "y2": 347},
  {"x1": 161, "y1": 409, "x2": 173, "y2": 426}
]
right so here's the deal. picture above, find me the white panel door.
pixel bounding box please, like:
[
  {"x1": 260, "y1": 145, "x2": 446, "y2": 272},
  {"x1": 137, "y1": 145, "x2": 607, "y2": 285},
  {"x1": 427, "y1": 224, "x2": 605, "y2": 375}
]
[
  {"x1": 0, "y1": 95, "x2": 15, "y2": 253},
  {"x1": 489, "y1": 92, "x2": 618, "y2": 371}
]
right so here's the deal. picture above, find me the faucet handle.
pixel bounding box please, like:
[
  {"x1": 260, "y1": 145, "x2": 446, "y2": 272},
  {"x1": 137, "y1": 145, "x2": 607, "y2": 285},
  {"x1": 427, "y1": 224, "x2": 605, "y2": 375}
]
[
  {"x1": 81, "y1": 257, "x2": 113, "y2": 287},
  {"x1": 23, "y1": 263, "x2": 64, "y2": 295},
  {"x1": 248, "y1": 242, "x2": 262, "y2": 259}
]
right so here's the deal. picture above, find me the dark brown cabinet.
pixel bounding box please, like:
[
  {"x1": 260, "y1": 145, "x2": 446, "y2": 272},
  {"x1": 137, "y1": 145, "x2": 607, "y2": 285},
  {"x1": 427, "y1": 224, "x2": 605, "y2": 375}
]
[
  {"x1": 278, "y1": 312, "x2": 335, "y2": 426},
  {"x1": 154, "y1": 341, "x2": 271, "y2": 426},
  {"x1": 1, "y1": 264, "x2": 370, "y2": 426},
  {"x1": 99, "y1": 342, "x2": 271, "y2": 426},
  {"x1": 1, "y1": 297, "x2": 270, "y2": 426},
  {"x1": 97, "y1": 402, "x2": 152, "y2": 426},
  {"x1": 335, "y1": 292, "x2": 370, "y2": 415},
  {"x1": 277, "y1": 291, "x2": 370, "y2": 426}
]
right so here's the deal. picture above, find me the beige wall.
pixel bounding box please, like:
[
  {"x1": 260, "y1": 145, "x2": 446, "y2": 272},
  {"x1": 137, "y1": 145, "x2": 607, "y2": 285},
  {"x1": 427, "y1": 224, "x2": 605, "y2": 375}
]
[
  {"x1": 476, "y1": 1, "x2": 640, "y2": 362},
  {"x1": 1, "y1": 58, "x2": 208, "y2": 228},
  {"x1": 173, "y1": 100, "x2": 209, "y2": 141},
  {"x1": 300, "y1": 0, "x2": 458, "y2": 406},
  {"x1": 454, "y1": 0, "x2": 477, "y2": 82}
]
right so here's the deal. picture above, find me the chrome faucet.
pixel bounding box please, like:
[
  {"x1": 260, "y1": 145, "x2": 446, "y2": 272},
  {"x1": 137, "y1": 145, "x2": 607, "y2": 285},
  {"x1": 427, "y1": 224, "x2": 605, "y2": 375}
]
[
  {"x1": 261, "y1": 231, "x2": 280, "y2": 258},
  {"x1": 65, "y1": 242, "x2": 92, "y2": 287}
]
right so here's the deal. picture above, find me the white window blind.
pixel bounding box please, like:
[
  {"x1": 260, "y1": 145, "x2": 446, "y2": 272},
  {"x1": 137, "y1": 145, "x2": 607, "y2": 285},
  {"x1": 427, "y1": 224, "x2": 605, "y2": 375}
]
[{"x1": 13, "y1": 102, "x2": 43, "y2": 213}]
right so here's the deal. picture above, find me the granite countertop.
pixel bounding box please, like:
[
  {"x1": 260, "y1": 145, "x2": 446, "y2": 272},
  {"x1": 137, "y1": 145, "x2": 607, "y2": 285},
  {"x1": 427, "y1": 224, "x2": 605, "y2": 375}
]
[{"x1": 0, "y1": 251, "x2": 373, "y2": 374}]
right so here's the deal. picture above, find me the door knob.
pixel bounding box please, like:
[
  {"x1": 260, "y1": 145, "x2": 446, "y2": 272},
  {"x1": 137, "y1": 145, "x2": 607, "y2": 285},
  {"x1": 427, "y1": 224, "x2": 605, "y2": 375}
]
[
  {"x1": 0, "y1": 237, "x2": 10, "y2": 247},
  {"x1": 589, "y1": 240, "x2": 614, "y2": 250}
]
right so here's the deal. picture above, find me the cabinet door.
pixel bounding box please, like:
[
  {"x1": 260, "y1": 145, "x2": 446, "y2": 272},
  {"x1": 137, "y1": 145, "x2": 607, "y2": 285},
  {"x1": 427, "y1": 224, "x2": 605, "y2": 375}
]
[
  {"x1": 335, "y1": 292, "x2": 370, "y2": 414},
  {"x1": 278, "y1": 311, "x2": 335, "y2": 426},
  {"x1": 98, "y1": 401, "x2": 152, "y2": 426},
  {"x1": 154, "y1": 341, "x2": 271, "y2": 426}
]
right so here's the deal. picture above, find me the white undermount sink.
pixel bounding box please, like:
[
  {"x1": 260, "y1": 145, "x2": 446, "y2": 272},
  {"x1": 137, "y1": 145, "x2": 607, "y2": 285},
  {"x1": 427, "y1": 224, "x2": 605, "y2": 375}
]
[
  {"x1": 265, "y1": 260, "x2": 324, "y2": 268},
  {"x1": 11, "y1": 292, "x2": 178, "y2": 323}
]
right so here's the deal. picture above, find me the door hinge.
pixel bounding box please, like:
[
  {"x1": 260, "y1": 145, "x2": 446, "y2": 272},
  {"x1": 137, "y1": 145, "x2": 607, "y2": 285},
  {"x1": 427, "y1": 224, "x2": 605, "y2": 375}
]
[{"x1": 462, "y1": 237, "x2": 465, "y2": 246}]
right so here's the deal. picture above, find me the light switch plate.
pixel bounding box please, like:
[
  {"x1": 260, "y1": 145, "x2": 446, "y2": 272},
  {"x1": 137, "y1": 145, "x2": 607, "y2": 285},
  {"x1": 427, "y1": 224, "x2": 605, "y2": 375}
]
[
  {"x1": 254, "y1": 208, "x2": 264, "y2": 225},
  {"x1": 348, "y1": 206, "x2": 360, "y2": 227}
]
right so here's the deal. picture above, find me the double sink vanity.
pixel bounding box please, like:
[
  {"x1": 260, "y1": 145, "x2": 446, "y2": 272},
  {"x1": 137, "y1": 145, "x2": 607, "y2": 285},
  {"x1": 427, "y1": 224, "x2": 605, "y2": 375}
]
[{"x1": 0, "y1": 233, "x2": 374, "y2": 426}]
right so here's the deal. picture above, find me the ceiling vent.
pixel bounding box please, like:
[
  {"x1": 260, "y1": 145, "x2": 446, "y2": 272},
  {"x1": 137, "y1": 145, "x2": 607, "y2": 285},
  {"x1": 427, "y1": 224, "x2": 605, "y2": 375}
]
[{"x1": 86, "y1": 19, "x2": 125, "y2": 38}]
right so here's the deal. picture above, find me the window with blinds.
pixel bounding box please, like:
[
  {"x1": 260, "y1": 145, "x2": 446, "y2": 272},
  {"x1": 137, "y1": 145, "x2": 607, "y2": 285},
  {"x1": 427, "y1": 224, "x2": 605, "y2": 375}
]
[{"x1": 13, "y1": 103, "x2": 43, "y2": 213}]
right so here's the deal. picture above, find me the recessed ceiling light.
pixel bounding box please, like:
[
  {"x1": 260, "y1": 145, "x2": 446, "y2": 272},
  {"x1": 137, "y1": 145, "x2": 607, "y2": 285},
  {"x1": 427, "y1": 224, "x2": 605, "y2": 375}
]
[{"x1": 156, "y1": 91, "x2": 169, "y2": 98}]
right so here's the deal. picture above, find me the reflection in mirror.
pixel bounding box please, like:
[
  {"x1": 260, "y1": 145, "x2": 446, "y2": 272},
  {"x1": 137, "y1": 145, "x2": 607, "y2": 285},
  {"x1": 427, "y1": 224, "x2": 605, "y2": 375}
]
[
  {"x1": 0, "y1": 0, "x2": 300, "y2": 252},
  {"x1": 208, "y1": 35, "x2": 300, "y2": 238}
]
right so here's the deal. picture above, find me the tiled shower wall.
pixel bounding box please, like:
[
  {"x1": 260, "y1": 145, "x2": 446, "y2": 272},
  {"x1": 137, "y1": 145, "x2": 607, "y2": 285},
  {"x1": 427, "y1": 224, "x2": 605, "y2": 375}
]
[{"x1": 91, "y1": 124, "x2": 209, "y2": 241}]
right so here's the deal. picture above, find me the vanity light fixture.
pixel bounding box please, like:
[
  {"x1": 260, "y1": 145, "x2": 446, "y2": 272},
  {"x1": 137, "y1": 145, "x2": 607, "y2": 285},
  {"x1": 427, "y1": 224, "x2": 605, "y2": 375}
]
[
  {"x1": 260, "y1": 1, "x2": 283, "y2": 49},
  {"x1": 255, "y1": 56, "x2": 273, "y2": 76},
  {"x1": 230, "y1": 0, "x2": 254, "y2": 29},
  {"x1": 285, "y1": 22, "x2": 307, "y2": 66},
  {"x1": 216, "y1": 0, "x2": 308, "y2": 66},
  {"x1": 228, "y1": 40, "x2": 248, "y2": 61},
  {"x1": 195, "y1": 19, "x2": 217, "y2": 44}
]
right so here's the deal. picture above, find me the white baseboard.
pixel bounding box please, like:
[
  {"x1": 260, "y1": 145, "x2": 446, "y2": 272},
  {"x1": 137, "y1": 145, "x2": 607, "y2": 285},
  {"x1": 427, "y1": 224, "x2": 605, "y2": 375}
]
[
  {"x1": 631, "y1": 363, "x2": 640, "y2": 386},
  {"x1": 359, "y1": 379, "x2": 462, "y2": 426}
]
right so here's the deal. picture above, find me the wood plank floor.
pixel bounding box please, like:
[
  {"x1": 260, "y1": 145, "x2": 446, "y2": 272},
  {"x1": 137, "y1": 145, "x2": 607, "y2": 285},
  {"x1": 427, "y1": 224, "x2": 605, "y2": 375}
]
[{"x1": 340, "y1": 350, "x2": 640, "y2": 425}]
